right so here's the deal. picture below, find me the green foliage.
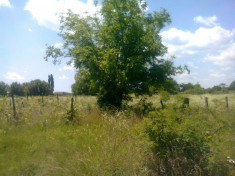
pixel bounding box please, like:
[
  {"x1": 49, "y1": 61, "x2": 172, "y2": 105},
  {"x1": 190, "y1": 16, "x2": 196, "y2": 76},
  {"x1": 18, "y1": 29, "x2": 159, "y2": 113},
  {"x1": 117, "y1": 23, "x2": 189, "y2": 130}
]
[
  {"x1": 10, "y1": 82, "x2": 25, "y2": 96},
  {"x1": 27, "y1": 79, "x2": 51, "y2": 96},
  {"x1": 8, "y1": 80, "x2": 51, "y2": 97},
  {"x1": 72, "y1": 69, "x2": 97, "y2": 95},
  {"x1": 163, "y1": 78, "x2": 180, "y2": 94},
  {"x1": 0, "y1": 81, "x2": 8, "y2": 95},
  {"x1": 45, "y1": 0, "x2": 186, "y2": 108},
  {"x1": 132, "y1": 97, "x2": 154, "y2": 117},
  {"x1": 48, "y1": 74, "x2": 54, "y2": 93},
  {"x1": 228, "y1": 80, "x2": 235, "y2": 90},
  {"x1": 179, "y1": 82, "x2": 194, "y2": 92},
  {"x1": 184, "y1": 83, "x2": 204, "y2": 94},
  {"x1": 144, "y1": 107, "x2": 231, "y2": 175},
  {"x1": 158, "y1": 90, "x2": 171, "y2": 101},
  {"x1": 206, "y1": 83, "x2": 230, "y2": 94}
]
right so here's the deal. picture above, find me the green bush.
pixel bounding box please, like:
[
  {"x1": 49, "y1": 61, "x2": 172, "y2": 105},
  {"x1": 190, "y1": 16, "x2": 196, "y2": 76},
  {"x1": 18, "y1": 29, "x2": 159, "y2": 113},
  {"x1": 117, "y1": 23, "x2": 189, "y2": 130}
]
[
  {"x1": 145, "y1": 109, "x2": 211, "y2": 175},
  {"x1": 132, "y1": 98, "x2": 154, "y2": 117},
  {"x1": 184, "y1": 87, "x2": 204, "y2": 94}
]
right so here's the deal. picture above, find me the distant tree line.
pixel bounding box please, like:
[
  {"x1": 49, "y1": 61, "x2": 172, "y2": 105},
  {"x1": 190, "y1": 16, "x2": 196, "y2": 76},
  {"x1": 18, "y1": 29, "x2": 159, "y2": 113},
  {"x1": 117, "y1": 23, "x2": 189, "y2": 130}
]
[
  {"x1": 72, "y1": 80, "x2": 235, "y2": 96},
  {"x1": 0, "y1": 75, "x2": 54, "y2": 96},
  {"x1": 179, "y1": 81, "x2": 235, "y2": 94}
]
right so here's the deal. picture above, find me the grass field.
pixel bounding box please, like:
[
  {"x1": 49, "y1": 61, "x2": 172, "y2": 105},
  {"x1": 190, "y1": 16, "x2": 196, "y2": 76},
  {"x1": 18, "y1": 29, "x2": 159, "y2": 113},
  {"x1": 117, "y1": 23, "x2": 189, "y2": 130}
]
[{"x1": 0, "y1": 94, "x2": 234, "y2": 175}]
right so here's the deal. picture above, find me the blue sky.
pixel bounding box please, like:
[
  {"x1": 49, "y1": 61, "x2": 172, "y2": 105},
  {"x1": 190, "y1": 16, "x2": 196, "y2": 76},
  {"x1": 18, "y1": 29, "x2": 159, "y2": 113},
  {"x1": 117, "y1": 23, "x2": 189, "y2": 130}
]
[{"x1": 0, "y1": 0, "x2": 234, "y2": 92}]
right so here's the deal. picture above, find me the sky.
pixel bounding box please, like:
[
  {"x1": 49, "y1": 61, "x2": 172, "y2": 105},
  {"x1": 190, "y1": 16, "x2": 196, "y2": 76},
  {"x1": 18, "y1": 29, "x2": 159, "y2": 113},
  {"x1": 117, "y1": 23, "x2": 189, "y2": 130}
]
[{"x1": 0, "y1": 0, "x2": 235, "y2": 92}]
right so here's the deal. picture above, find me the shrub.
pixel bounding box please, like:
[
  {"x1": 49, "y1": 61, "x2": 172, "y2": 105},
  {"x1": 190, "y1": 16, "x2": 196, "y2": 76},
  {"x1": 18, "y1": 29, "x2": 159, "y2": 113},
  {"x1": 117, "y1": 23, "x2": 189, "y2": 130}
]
[
  {"x1": 132, "y1": 98, "x2": 154, "y2": 117},
  {"x1": 145, "y1": 109, "x2": 211, "y2": 175}
]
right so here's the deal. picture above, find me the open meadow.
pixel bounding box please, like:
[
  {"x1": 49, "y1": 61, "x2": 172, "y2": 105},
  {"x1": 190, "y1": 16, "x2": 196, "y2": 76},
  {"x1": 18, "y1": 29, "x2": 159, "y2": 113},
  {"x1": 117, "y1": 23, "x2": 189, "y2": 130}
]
[{"x1": 0, "y1": 93, "x2": 234, "y2": 175}]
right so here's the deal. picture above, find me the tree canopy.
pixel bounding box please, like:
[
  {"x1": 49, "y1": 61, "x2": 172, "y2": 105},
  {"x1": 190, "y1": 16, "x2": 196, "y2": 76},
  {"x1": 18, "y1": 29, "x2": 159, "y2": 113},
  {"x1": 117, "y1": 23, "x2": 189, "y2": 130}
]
[
  {"x1": 45, "y1": 0, "x2": 186, "y2": 107},
  {"x1": 27, "y1": 80, "x2": 51, "y2": 96},
  {"x1": 10, "y1": 82, "x2": 25, "y2": 96},
  {"x1": 0, "y1": 81, "x2": 8, "y2": 95},
  {"x1": 71, "y1": 69, "x2": 97, "y2": 95},
  {"x1": 7, "y1": 80, "x2": 51, "y2": 96}
]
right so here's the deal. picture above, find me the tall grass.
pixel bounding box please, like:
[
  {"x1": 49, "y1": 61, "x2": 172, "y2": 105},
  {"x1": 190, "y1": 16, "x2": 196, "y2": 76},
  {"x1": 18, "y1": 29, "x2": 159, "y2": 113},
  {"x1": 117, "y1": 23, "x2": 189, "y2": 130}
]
[{"x1": 0, "y1": 94, "x2": 234, "y2": 175}]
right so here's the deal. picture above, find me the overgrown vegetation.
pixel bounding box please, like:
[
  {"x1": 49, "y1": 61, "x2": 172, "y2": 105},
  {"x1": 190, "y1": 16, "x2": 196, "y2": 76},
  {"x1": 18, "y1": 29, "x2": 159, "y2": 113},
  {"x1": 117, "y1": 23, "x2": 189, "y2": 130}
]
[{"x1": 0, "y1": 94, "x2": 234, "y2": 175}]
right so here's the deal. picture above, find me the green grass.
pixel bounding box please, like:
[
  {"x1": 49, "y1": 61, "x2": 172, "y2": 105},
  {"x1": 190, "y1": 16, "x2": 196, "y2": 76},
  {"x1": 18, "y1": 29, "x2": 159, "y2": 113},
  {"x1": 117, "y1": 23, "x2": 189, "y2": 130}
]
[{"x1": 0, "y1": 94, "x2": 234, "y2": 175}]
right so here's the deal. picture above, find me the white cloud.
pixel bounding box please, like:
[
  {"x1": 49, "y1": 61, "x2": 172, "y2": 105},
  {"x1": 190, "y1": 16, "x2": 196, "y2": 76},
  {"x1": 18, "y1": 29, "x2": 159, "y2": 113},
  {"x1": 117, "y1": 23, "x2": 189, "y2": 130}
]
[
  {"x1": 63, "y1": 65, "x2": 74, "y2": 70},
  {"x1": 174, "y1": 72, "x2": 198, "y2": 85},
  {"x1": 161, "y1": 26, "x2": 234, "y2": 58},
  {"x1": 4, "y1": 72, "x2": 24, "y2": 81},
  {"x1": 187, "y1": 61, "x2": 199, "y2": 69},
  {"x1": 59, "y1": 63, "x2": 75, "y2": 71},
  {"x1": 221, "y1": 67, "x2": 232, "y2": 71},
  {"x1": 205, "y1": 43, "x2": 235, "y2": 66},
  {"x1": 161, "y1": 20, "x2": 235, "y2": 69},
  {"x1": 59, "y1": 75, "x2": 69, "y2": 80},
  {"x1": 54, "y1": 42, "x2": 63, "y2": 48},
  {"x1": 194, "y1": 16, "x2": 218, "y2": 26},
  {"x1": 210, "y1": 73, "x2": 226, "y2": 78},
  {"x1": 162, "y1": 16, "x2": 235, "y2": 87},
  {"x1": 0, "y1": 0, "x2": 11, "y2": 7},
  {"x1": 28, "y1": 28, "x2": 33, "y2": 32},
  {"x1": 24, "y1": 0, "x2": 100, "y2": 31}
]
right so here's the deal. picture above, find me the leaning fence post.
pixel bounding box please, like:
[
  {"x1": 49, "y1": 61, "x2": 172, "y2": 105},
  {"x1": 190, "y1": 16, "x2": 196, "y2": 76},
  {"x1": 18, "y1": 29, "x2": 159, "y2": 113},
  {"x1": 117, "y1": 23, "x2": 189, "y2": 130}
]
[
  {"x1": 205, "y1": 97, "x2": 209, "y2": 107},
  {"x1": 12, "y1": 95, "x2": 16, "y2": 119},
  {"x1": 225, "y1": 96, "x2": 229, "y2": 109},
  {"x1": 160, "y1": 100, "x2": 165, "y2": 109}
]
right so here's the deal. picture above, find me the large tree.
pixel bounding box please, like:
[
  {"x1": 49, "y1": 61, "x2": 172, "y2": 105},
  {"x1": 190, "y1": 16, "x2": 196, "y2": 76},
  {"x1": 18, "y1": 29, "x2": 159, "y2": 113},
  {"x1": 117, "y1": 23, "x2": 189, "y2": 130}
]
[{"x1": 45, "y1": 0, "x2": 186, "y2": 107}]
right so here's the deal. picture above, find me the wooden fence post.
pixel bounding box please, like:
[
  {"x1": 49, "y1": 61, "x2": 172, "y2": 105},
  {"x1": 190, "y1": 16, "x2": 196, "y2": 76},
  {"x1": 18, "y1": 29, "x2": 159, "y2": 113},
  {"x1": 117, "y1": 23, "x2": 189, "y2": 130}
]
[
  {"x1": 160, "y1": 100, "x2": 165, "y2": 109},
  {"x1": 71, "y1": 97, "x2": 74, "y2": 112},
  {"x1": 67, "y1": 97, "x2": 74, "y2": 121},
  {"x1": 10, "y1": 99, "x2": 11, "y2": 106},
  {"x1": 225, "y1": 96, "x2": 229, "y2": 109},
  {"x1": 57, "y1": 94, "x2": 59, "y2": 104},
  {"x1": 205, "y1": 97, "x2": 209, "y2": 107},
  {"x1": 12, "y1": 95, "x2": 16, "y2": 120}
]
